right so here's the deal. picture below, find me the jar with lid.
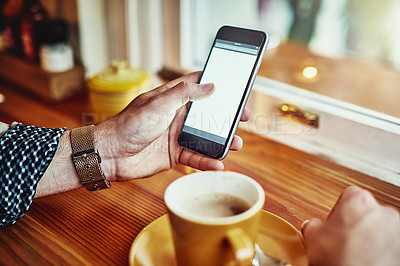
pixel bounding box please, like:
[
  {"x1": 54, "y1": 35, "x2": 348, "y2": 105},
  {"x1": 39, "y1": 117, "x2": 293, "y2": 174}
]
[
  {"x1": 39, "y1": 18, "x2": 73, "y2": 72},
  {"x1": 86, "y1": 60, "x2": 151, "y2": 122}
]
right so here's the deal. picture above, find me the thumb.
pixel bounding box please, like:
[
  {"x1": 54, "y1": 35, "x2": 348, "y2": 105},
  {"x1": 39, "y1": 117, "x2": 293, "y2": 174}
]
[{"x1": 156, "y1": 81, "x2": 215, "y2": 113}]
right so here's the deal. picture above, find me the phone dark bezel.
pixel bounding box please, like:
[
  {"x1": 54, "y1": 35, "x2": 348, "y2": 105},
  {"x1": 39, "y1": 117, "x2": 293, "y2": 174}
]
[{"x1": 178, "y1": 25, "x2": 267, "y2": 159}]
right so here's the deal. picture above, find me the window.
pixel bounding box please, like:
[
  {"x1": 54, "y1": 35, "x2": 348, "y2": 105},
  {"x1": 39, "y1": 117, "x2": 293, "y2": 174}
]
[{"x1": 165, "y1": 0, "x2": 400, "y2": 185}]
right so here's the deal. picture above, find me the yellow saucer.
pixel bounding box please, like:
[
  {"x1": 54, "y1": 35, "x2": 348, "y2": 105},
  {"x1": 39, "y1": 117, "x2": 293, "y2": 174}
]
[{"x1": 129, "y1": 210, "x2": 308, "y2": 266}]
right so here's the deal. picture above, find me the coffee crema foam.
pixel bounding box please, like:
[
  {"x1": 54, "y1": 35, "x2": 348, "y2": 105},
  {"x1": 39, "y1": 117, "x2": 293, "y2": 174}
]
[{"x1": 180, "y1": 193, "x2": 251, "y2": 218}]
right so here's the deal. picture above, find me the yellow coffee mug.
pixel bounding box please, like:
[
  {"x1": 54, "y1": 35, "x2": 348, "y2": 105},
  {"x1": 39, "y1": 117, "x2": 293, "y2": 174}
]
[{"x1": 164, "y1": 171, "x2": 265, "y2": 266}]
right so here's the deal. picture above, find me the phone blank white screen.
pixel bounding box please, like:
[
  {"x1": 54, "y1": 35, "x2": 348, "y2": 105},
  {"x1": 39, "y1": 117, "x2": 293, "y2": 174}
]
[{"x1": 184, "y1": 46, "x2": 257, "y2": 139}]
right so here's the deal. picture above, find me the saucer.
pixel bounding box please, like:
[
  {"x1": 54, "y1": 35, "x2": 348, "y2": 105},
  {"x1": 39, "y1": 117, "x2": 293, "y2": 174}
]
[{"x1": 129, "y1": 210, "x2": 308, "y2": 266}]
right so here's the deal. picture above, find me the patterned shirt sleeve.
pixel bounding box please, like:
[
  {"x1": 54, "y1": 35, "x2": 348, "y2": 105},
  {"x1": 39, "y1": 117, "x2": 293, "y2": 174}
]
[{"x1": 0, "y1": 123, "x2": 66, "y2": 226}]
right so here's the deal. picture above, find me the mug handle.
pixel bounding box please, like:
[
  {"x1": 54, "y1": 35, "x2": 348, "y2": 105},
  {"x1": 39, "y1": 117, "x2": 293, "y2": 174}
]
[{"x1": 225, "y1": 228, "x2": 255, "y2": 265}]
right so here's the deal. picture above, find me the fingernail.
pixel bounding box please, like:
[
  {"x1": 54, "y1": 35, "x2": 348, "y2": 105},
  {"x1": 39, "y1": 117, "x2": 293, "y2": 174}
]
[
  {"x1": 301, "y1": 219, "x2": 310, "y2": 233},
  {"x1": 201, "y1": 83, "x2": 214, "y2": 91}
]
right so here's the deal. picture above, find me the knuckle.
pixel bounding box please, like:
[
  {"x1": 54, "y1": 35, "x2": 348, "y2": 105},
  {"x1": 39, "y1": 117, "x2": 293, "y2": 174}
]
[
  {"x1": 357, "y1": 190, "x2": 376, "y2": 205},
  {"x1": 134, "y1": 92, "x2": 147, "y2": 102},
  {"x1": 178, "y1": 80, "x2": 189, "y2": 90},
  {"x1": 342, "y1": 186, "x2": 374, "y2": 205},
  {"x1": 342, "y1": 186, "x2": 362, "y2": 197},
  {"x1": 198, "y1": 157, "x2": 208, "y2": 171}
]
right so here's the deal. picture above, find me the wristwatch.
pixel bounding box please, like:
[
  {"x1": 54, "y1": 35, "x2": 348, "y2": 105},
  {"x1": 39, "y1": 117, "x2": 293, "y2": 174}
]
[{"x1": 70, "y1": 125, "x2": 111, "y2": 191}]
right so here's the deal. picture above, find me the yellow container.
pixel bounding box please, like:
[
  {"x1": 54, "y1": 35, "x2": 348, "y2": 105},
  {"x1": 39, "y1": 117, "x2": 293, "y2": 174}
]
[{"x1": 87, "y1": 60, "x2": 151, "y2": 122}]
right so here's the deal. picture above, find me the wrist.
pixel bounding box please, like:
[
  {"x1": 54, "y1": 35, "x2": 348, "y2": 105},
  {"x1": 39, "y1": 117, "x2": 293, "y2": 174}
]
[{"x1": 93, "y1": 122, "x2": 117, "y2": 182}]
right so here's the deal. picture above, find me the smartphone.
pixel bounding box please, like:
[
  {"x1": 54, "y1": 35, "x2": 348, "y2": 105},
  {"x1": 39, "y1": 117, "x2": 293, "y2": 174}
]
[{"x1": 178, "y1": 25, "x2": 268, "y2": 159}]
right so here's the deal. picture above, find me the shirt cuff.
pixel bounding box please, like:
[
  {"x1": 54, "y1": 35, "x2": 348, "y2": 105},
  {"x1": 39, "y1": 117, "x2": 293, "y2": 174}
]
[{"x1": 0, "y1": 123, "x2": 66, "y2": 226}]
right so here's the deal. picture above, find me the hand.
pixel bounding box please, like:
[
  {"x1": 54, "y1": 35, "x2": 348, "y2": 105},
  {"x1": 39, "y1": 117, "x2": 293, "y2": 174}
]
[
  {"x1": 95, "y1": 71, "x2": 250, "y2": 181},
  {"x1": 301, "y1": 186, "x2": 400, "y2": 266}
]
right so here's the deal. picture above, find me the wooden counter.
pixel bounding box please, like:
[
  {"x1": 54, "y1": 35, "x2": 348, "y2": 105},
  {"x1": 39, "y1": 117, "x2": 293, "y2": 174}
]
[{"x1": 0, "y1": 79, "x2": 399, "y2": 265}]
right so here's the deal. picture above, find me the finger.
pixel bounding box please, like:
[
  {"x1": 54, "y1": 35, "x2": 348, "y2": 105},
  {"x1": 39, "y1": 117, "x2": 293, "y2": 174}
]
[
  {"x1": 301, "y1": 218, "x2": 324, "y2": 241},
  {"x1": 240, "y1": 108, "x2": 251, "y2": 122},
  {"x1": 179, "y1": 149, "x2": 224, "y2": 171},
  {"x1": 151, "y1": 81, "x2": 215, "y2": 115},
  {"x1": 144, "y1": 71, "x2": 202, "y2": 100},
  {"x1": 229, "y1": 135, "x2": 243, "y2": 151},
  {"x1": 301, "y1": 218, "x2": 330, "y2": 265},
  {"x1": 163, "y1": 71, "x2": 202, "y2": 89}
]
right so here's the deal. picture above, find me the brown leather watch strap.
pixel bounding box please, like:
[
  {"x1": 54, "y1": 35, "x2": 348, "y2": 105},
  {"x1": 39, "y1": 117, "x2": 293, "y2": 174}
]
[{"x1": 70, "y1": 125, "x2": 111, "y2": 191}]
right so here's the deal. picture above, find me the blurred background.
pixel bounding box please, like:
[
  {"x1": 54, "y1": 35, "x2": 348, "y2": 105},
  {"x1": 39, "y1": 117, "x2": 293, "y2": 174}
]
[
  {"x1": 0, "y1": 0, "x2": 399, "y2": 120},
  {"x1": 177, "y1": 0, "x2": 400, "y2": 119}
]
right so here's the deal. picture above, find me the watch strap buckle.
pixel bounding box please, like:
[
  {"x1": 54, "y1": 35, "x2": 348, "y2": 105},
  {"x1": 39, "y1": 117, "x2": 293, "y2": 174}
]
[{"x1": 70, "y1": 125, "x2": 110, "y2": 192}]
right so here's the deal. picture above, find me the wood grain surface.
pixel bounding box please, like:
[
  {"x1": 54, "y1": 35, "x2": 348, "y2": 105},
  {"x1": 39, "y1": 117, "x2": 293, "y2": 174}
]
[{"x1": 0, "y1": 79, "x2": 399, "y2": 265}]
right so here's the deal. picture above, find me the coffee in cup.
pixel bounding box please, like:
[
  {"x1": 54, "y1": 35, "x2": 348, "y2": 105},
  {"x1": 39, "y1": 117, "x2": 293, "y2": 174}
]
[
  {"x1": 179, "y1": 192, "x2": 252, "y2": 217},
  {"x1": 164, "y1": 171, "x2": 265, "y2": 266}
]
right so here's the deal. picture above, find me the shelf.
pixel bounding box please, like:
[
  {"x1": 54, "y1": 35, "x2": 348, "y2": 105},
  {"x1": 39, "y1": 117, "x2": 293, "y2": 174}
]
[{"x1": 0, "y1": 53, "x2": 86, "y2": 102}]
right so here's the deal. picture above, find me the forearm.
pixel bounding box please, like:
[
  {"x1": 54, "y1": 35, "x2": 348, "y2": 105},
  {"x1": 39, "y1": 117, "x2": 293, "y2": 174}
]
[{"x1": 35, "y1": 131, "x2": 81, "y2": 197}]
